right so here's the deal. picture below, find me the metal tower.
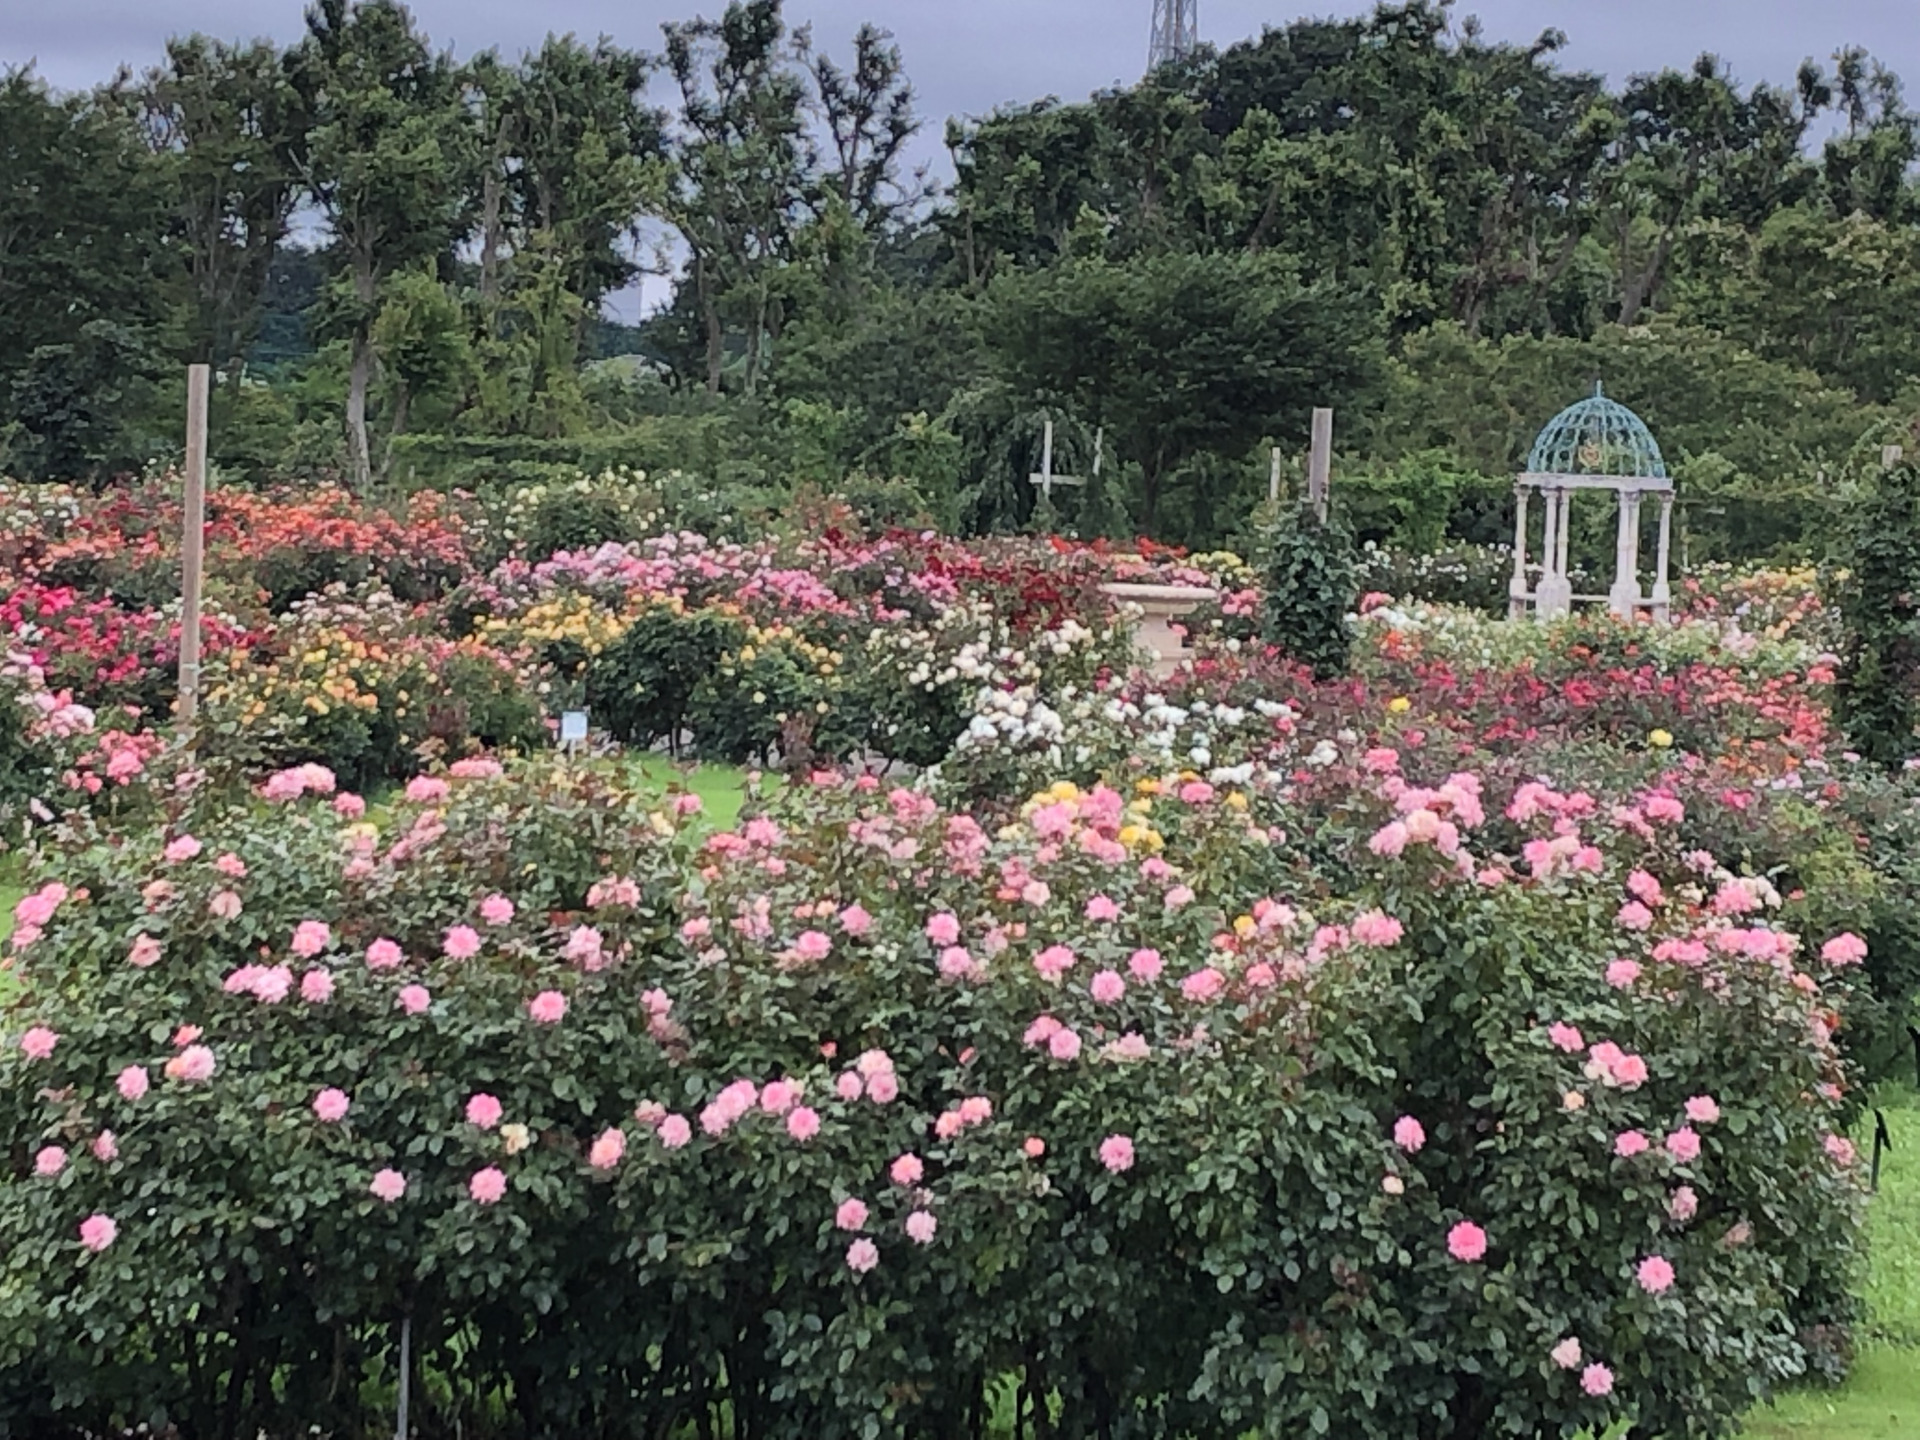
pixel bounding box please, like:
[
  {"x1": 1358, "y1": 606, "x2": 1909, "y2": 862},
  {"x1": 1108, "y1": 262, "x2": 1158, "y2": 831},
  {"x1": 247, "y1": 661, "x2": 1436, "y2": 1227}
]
[{"x1": 1148, "y1": 0, "x2": 1199, "y2": 70}]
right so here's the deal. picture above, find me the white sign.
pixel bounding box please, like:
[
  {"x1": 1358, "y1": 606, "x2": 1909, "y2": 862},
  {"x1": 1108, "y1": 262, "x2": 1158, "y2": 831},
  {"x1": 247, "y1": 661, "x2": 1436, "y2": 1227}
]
[{"x1": 559, "y1": 711, "x2": 589, "y2": 744}]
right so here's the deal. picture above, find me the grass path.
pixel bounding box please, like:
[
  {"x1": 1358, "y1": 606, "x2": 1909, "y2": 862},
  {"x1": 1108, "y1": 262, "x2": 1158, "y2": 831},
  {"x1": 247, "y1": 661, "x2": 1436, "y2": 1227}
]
[{"x1": 1743, "y1": 1090, "x2": 1920, "y2": 1438}]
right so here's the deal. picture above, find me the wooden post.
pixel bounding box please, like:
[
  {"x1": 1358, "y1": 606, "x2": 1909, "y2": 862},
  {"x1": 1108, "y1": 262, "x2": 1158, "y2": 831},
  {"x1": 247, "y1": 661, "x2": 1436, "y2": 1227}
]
[
  {"x1": 1269, "y1": 447, "x2": 1282, "y2": 504},
  {"x1": 1307, "y1": 408, "x2": 1333, "y2": 521},
  {"x1": 179, "y1": 363, "x2": 210, "y2": 728}
]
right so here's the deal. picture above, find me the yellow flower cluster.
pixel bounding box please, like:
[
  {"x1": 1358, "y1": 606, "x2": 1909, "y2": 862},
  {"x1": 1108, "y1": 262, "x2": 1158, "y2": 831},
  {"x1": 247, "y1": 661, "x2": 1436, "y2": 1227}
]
[
  {"x1": 206, "y1": 627, "x2": 390, "y2": 725},
  {"x1": 717, "y1": 621, "x2": 843, "y2": 682},
  {"x1": 489, "y1": 595, "x2": 634, "y2": 666}
]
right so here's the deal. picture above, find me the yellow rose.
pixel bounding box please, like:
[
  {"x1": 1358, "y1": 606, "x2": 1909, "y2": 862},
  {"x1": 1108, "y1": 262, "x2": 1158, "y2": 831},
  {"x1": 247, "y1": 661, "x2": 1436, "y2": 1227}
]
[
  {"x1": 1387, "y1": 696, "x2": 1412, "y2": 714},
  {"x1": 1649, "y1": 729, "x2": 1674, "y2": 749}
]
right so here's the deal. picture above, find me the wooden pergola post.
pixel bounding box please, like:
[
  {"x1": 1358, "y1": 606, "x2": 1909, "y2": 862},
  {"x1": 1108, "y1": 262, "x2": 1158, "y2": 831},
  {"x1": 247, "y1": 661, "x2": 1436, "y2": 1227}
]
[{"x1": 178, "y1": 364, "x2": 210, "y2": 729}]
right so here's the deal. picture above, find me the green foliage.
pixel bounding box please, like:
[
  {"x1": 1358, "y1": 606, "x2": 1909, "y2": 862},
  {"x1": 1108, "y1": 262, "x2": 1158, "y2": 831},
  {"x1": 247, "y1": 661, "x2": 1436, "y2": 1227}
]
[
  {"x1": 984, "y1": 250, "x2": 1383, "y2": 533},
  {"x1": 0, "y1": 752, "x2": 1869, "y2": 1436},
  {"x1": 588, "y1": 604, "x2": 746, "y2": 753},
  {"x1": 1835, "y1": 456, "x2": 1920, "y2": 765},
  {"x1": 1258, "y1": 503, "x2": 1358, "y2": 678}
]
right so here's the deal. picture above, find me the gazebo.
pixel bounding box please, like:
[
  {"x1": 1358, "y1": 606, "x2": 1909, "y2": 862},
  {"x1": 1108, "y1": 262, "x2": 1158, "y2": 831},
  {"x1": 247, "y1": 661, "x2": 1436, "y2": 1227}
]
[{"x1": 1508, "y1": 383, "x2": 1675, "y2": 623}]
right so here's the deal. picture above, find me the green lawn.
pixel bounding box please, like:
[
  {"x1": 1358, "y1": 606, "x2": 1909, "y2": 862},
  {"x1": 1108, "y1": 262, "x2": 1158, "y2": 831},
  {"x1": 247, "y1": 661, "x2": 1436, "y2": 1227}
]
[
  {"x1": 626, "y1": 755, "x2": 778, "y2": 832},
  {"x1": 1743, "y1": 1091, "x2": 1920, "y2": 1438}
]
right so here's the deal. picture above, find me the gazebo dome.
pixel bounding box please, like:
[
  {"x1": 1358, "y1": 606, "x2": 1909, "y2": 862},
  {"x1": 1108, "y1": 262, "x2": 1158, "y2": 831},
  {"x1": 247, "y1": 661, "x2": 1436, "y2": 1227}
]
[{"x1": 1525, "y1": 382, "x2": 1668, "y2": 481}]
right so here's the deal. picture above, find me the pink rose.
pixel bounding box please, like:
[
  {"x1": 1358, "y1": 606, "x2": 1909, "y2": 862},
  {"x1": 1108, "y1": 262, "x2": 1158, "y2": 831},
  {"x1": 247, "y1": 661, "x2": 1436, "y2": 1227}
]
[
  {"x1": 838, "y1": 904, "x2": 873, "y2": 936},
  {"x1": 443, "y1": 925, "x2": 481, "y2": 960},
  {"x1": 128, "y1": 934, "x2": 163, "y2": 968},
  {"x1": 1581, "y1": 1363, "x2": 1614, "y2": 1397},
  {"x1": 1664, "y1": 1127, "x2": 1702, "y2": 1163},
  {"x1": 1098, "y1": 1134, "x2": 1135, "y2": 1173},
  {"x1": 866, "y1": 1070, "x2": 900, "y2": 1103},
  {"x1": 479, "y1": 894, "x2": 515, "y2": 926},
  {"x1": 300, "y1": 969, "x2": 335, "y2": 1004},
  {"x1": 905, "y1": 1210, "x2": 937, "y2": 1244},
  {"x1": 1393, "y1": 1116, "x2": 1426, "y2": 1153},
  {"x1": 466, "y1": 1093, "x2": 504, "y2": 1129},
  {"x1": 1551, "y1": 1337, "x2": 1582, "y2": 1370},
  {"x1": 1821, "y1": 932, "x2": 1868, "y2": 965},
  {"x1": 79, "y1": 1214, "x2": 118, "y2": 1252},
  {"x1": 527, "y1": 990, "x2": 568, "y2": 1024},
  {"x1": 846, "y1": 1238, "x2": 880, "y2": 1274},
  {"x1": 786, "y1": 1106, "x2": 821, "y2": 1141},
  {"x1": 397, "y1": 985, "x2": 432, "y2": 1015},
  {"x1": 835, "y1": 1197, "x2": 870, "y2": 1231},
  {"x1": 658, "y1": 1114, "x2": 692, "y2": 1149},
  {"x1": 91, "y1": 1130, "x2": 117, "y2": 1162},
  {"x1": 165, "y1": 1045, "x2": 216, "y2": 1083},
  {"x1": 1684, "y1": 1095, "x2": 1721, "y2": 1125},
  {"x1": 588, "y1": 1128, "x2": 626, "y2": 1170},
  {"x1": 291, "y1": 920, "x2": 331, "y2": 958},
  {"x1": 925, "y1": 912, "x2": 960, "y2": 947},
  {"x1": 20, "y1": 1026, "x2": 58, "y2": 1061},
  {"x1": 366, "y1": 938, "x2": 404, "y2": 970},
  {"x1": 312, "y1": 1088, "x2": 351, "y2": 1123},
  {"x1": 370, "y1": 1168, "x2": 406, "y2": 1202},
  {"x1": 1447, "y1": 1220, "x2": 1488, "y2": 1262},
  {"x1": 1614, "y1": 1130, "x2": 1650, "y2": 1159},
  {"x1": 1636, "y1": 1255, "x2": 1676, "y2": 1293},
  {"x1": 1089, "y1": 969, "x2": 1126, "y2": 1004},
  {"x1": 116, "y1": 1065, "x2": 149, "y2": 1100},
  {"x1": 469, "y1": 1167, "x2": 508, "y2": 1205},
  {"x1": 889, "y1": 1153, "x2": 924, "y2": 1187},
  {"x1": 34, "y1": 1145, "x2": 67, "y2": 1177}
]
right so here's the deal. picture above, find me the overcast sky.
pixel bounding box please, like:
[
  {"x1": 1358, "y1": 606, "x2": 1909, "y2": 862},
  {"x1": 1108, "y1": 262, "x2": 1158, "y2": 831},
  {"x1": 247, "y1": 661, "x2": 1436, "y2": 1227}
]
[{"x1": 8, "y1": 1, "x2": 1916, "y2": 317}]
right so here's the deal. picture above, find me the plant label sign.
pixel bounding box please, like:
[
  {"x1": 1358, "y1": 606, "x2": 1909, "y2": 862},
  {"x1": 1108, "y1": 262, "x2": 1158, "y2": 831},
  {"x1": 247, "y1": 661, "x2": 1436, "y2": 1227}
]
[{"x1": 560, "y1": 711, "x2": 589, "y2": 746}]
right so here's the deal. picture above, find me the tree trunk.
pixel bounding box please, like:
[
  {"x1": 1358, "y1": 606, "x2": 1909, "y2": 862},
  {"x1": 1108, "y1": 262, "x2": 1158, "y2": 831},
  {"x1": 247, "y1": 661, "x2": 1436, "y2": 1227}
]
[
  {"x1": 1618, "y1": 227, "x2": 1675, "y2": 328},
  {"x1": 378, "y1": 383, "x2": 410, "y2": 487},
  {"x1": 697, "y1": 251, "x2": 723, "y2": 395},
  {"x1": 344, "y1": 257, "x2": 376, "y2": 490}
]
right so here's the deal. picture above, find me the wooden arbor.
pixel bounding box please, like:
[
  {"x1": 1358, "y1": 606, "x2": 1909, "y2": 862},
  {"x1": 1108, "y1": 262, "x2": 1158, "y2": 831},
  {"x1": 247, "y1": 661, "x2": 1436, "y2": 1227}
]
[{"x1": 1509, "y1": 383, "x2": 1675, "y2": 624}]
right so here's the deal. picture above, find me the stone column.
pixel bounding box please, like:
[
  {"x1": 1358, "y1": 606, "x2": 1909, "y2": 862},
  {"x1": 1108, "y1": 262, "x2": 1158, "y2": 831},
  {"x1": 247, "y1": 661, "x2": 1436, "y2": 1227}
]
[
  {"x1": 1651, "y1": 494, "x2": 1674, "y2": 623},
  {"x1": 1536, "y1": 488, "x2": 1574, "y2": 621},
  {"x1": 1608, "y1": 490, "x2": 1643, "y2": 620},
  {"x1": 1509, "y1": 484, "x2": 1530, "y2": 621}
]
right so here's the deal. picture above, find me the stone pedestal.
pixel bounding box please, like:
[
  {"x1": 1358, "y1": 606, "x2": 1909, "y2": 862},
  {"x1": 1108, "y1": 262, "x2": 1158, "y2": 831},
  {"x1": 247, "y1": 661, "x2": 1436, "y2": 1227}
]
[{"x1": 1102, "y1": 582, "x2": 1219, "y2": 677}]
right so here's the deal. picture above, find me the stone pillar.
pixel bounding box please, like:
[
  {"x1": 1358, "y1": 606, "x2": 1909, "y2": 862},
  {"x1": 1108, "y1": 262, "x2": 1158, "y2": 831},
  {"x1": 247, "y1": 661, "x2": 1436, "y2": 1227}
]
[
  {"x1": 1608, "y1": 490, "x2": 1643, "y2": 620},
  {"x1": 1651, "y1": 494, "x2": 1674, "y2": 623},
  {"x1": 1509, "y1": 484, "x2": 1530, "y2": 621},
  {"x1": 1536, "y1": 488, "x2": 1574, "y2": 621}
]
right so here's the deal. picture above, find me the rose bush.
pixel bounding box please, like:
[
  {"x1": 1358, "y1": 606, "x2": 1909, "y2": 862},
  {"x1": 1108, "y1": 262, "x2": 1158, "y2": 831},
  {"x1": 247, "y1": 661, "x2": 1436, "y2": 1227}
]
[{"x1": 0, "y1": 746, "x2": 1866, "y2": 1438}]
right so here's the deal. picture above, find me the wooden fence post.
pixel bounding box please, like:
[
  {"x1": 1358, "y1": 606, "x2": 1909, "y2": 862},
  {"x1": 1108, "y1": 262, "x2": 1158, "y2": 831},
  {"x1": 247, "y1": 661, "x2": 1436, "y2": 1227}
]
[
  {"x1": 179, "y1": 364, "x2": 210, "y2": 729},
  {"x1": 1307, "y1": 407, "x2": 1333, "y2": 521}
]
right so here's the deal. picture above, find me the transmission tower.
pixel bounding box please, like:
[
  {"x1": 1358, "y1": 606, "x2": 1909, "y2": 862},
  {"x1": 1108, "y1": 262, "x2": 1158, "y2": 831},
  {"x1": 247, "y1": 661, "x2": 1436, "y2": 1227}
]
[{"x1": 1148, "y1": 0, "x2": 1199, "y2": 71}]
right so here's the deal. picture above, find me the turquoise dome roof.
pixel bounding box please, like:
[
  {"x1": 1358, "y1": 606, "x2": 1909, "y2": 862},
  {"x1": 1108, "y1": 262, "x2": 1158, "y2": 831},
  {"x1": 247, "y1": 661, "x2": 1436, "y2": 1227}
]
[{"x1": 1526, "y1": 383, "x2": 1668, "y2": 480}]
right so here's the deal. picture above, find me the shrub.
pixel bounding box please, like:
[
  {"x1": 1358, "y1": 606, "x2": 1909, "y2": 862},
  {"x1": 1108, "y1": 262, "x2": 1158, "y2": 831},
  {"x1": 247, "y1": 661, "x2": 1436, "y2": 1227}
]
[
  {"x1": 1258, "y1": 504, "x2": 1358, "y2": 678},
  {"x1": 1834, "y1": 453, "x2": 1920, "y2": 764},
  {"x1": 0, "y1": 754, "x2": 1866, "y2": 1437}
]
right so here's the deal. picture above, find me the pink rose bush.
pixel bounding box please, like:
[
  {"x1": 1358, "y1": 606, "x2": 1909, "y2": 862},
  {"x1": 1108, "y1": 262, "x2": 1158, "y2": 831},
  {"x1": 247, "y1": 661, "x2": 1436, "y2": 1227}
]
[{"x1": 0, "y1": 741, "x2": 1869, "y2": 1438}]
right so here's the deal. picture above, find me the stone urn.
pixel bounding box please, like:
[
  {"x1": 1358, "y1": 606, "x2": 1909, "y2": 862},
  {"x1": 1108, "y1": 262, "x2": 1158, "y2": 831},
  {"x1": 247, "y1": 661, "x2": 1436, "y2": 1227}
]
[{"x1": 1101, "y1": 582, "x2": 1220, "y2": 678}]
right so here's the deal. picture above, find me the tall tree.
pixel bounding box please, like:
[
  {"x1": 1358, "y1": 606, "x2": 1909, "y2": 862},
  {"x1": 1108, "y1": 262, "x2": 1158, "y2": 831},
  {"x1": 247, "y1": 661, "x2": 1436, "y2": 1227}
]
[
  {"x1": 663, "y1": 0, "x2": 814, "y2": 396},
  {"x1": 0, "y1": 68, "x2": 173, "y2": 478},
  {"x1": 139, "y1": 37, "x2": 308, "y2": 386},
  {"x1": 290, "y1": 0, "x2": 474, "y2": 487},
  {"x1": 986, "y1": 250, "x2": 1381, "y2": 531},
  {"x1": 810, "y1": 24, "x2": 922, "y2": 230}
]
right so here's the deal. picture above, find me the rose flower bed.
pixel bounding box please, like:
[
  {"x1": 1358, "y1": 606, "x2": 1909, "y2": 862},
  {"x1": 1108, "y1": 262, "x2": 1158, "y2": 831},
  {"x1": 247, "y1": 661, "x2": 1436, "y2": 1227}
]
[{"x1": 0, "y1": 745, "x2": 1867, "y2": 1438}]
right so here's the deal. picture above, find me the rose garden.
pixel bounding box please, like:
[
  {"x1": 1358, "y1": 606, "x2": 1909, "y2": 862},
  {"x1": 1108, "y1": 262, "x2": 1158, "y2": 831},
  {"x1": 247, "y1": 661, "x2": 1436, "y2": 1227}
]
[{"x1": 2, "y1": 381, "x2": 1918, "y2": 1440}]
